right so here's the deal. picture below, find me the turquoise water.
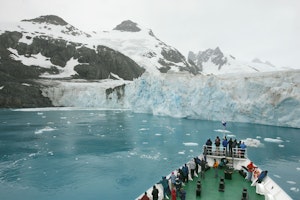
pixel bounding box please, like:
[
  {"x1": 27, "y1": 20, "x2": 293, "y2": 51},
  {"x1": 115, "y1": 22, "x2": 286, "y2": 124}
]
[{"x1": 0, "y1": 109, "x2": 299, "y2": 200}]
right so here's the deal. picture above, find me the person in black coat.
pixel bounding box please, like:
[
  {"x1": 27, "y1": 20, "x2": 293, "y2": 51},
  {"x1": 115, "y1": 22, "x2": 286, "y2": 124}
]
[
  {"x1": 206, "y1": 138, "x2": 212, "y2": 155},
  {"x1": 151, "y1": 185, "x2": 159, "y2": 200}
]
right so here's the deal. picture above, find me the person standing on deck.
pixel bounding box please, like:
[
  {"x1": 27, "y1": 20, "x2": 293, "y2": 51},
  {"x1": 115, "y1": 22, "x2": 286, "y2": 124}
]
[
  {"x1": 228, "y1": 138, "x2": 233, "y2": 156},
  {"x1": 215, "y1": 136, "x2": 221, "y2": 155},
  {"x1": 157, "y1": 176, "x2": 170, "y2": 199},
  {"x1": 246, "y1": 161, "x2": 256, "y2": 181},
  {"x1": 182, "y1": 164, "x2": 189, "y2": 183},
  {"x1": 171, "y1": 187, "x2": 176, "y2": 200},
  {"x1": 206, "y1": 138, "x2": 212, "y2": 155},
  {"x1": 200, "y1": 158, "x2": 206, "y2": 179},
  {"x1": 213, "y1": 159, "x2": 219, "y2": 178},
  {"x1": 170, "y1": 172, "x2": 176, "y2": 187},
  {"x1": 240, "y1": 142, "x2": 247, "y2": 158},
  {"x1": 139, "y1": 192, "x2": 150, "y2": 200},
  {"x1": 179, "y1": 187, "x2": 186, "y2": 200},
  {"x1": 151, "y1": 185, "x2": 159, "y2": 200},
  {"x1": 232, "y1": 139, "x2": 237, "y2": 157},
  {"x1": 194, "y1": 157, "x2": 200, "y2": 174},
  {"x1": 222, "y1": 137, "x2": 228, "y2": 156},
  {"x1": 189, "y1": 159, "x2": 196, "y2": 180}
]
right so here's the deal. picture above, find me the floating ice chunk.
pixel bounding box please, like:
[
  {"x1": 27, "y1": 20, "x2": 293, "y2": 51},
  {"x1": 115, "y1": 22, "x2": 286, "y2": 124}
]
[
  {"x1": 256, "y1": 136, "x2": 262, "y2": 139},
  {"x1": 178, "y1": 151, "x2": 185, "y2": 155},
  {"x1": 37, "y1": 112, "x2": 43, "y2": 115},
  {"x1": 139, "y1": 128, "x2": 149, "y2": 131},
  {"x1": 287, "y1": 181, "x2": 296, "y2": 185},
  {"x1": 183, "y1": 142, "x2": 198, "y2": 146},
  {"x1": 35, "y1": 126, "x2": 56, "y2": 134},
  {"x1": 155, "y1": 133, "x2": 162, "y2": 136},
  {"x1": 243, "y1": 138, "x2": 261, "y2": 147},
  {"x1": 278, "y1": 144, "x2": 285, "y2": 148},
  {"x1": 273, "y1": 174, "x2": 281, "y2": 178},
  {"x1": 214, "y1": 129, "x2": 231, "y2": 133},
  {"x1": 140, "y1": 154, "x2": 160, "y2": 160},
  {"x1": 28, "y1": 153, "x2": 38, "y2": 157},
  {"x1": 227, "y1": 134, "x2": 236, "y2": 138},
  {"x1": 264, "y1": 138, "x2": 283, "y2": 143},
  {"x1": 22, "y1": 83, "x2": 31, "y2": 87},
  {"x1": 290, "y1": 187, "x2": 299, "y2": 192},
  {"x1": 296, "y1": 167, "x2": 300, "y2": 171}
]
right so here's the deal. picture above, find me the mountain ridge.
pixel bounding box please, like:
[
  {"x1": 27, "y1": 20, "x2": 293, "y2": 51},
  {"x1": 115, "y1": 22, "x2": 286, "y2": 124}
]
[{"x1": 188, "y1": 47, "x2": 296, "y2": 75}]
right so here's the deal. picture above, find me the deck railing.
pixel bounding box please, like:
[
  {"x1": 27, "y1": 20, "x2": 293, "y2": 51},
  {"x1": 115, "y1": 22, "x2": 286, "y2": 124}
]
[{"x1": 203, "y1": 145, "x2": 247, "y2": 159}]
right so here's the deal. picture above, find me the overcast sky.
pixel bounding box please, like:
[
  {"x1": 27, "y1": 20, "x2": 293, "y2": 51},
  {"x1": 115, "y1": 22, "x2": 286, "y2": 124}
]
[{"x1": 0, "y1": 0, "x2": 299, "y2": 67}]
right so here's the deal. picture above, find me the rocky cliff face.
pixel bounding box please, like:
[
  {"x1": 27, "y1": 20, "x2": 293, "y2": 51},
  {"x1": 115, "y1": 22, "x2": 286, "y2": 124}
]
[
  {"x1": 188, "y1": 47, "x2": 228, "y2": 71},
  {"x1": 0, "y1": 15, "x2": 146, "y2": 108}
]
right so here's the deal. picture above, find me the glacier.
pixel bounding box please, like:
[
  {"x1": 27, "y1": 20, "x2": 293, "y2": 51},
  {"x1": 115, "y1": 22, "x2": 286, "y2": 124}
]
[{"x1": 39, "y1": 69, "x2": 300, "y2": 128}]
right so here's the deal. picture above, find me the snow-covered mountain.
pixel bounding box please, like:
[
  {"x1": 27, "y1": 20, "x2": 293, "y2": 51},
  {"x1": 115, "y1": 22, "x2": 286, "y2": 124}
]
[
  {"x1": 0, "y1": 15, "x2": 197, "y2": 78},
  {"x1": 188, "y1": 47, "x2": 296, "y2": 75},
  {"x1": 93, "y1": 20, "x2": 198, "y2": 75}
]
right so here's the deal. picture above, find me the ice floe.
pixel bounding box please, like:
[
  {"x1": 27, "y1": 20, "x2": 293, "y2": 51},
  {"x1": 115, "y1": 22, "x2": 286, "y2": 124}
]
[
  {"x1": 264, "y1": 138, "x2": 283, "y2": 143},
  {"x1": 34, "y1": 126, "x2": 56, "y2": 134},
  {"x1": 183, "y1": 142, "x2": 198, "y2": 146},
  {"x1": 214, "y1": 129, "x2": 231, "y2": 133}
]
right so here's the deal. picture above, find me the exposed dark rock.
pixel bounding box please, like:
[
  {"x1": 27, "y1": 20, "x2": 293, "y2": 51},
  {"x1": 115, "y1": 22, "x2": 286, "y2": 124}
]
[
  {"x1": 113, "y1": 20, "x2": 141, "y2": 32},
  {"x1": 188, "y1": 47, "x2": 228, "y2": 71},
  {"x1": 74, "y1": 45, "x2": 145, "y2": 80},
  {"x1": 22, "y1": 15, "x2": 68, "y2": 26},
  {"x1": 0, "y1": 72, "x2": 52, "y2": 108},
  {"x1": 160, "y1": 48, "x2": 199, "y2": 74},
  {"x1": 106, "y1": 84, "x2": 125, "y2": 100}
]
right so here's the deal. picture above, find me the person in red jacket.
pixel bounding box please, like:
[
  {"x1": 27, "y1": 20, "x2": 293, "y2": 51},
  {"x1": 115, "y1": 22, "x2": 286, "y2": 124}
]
[
  {"x1": 246, "y1": 161, "x2": 256, "y2": 181},
  {"x1": 139, "y1": 192, "x2": 150, "y2": 200},
  {"x1": 171, "y1": 187, "x2": 177, "y2": 200}
]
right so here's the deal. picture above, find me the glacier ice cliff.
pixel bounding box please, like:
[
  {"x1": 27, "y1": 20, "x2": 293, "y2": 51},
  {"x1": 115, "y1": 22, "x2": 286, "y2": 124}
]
[{"x1": 39, "y1": 70, "x2": 300, "y2": 128}]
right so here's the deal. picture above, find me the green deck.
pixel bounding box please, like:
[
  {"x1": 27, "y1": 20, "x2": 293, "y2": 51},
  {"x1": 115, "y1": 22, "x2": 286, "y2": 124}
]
[{"x1": 182, "y1": 168, "x2": 265, "y2": 200}]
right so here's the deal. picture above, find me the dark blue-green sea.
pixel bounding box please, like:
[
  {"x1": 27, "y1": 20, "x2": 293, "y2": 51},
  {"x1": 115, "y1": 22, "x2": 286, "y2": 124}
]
[{"x1": 0, "y1": 108, "x2": 299, "y2": 200}]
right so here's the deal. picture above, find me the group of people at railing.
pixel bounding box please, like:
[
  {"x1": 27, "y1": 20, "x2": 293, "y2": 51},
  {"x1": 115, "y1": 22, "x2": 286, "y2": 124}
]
[{"x1": 204, "y1": 136, "x2": 247, "y2": 158}]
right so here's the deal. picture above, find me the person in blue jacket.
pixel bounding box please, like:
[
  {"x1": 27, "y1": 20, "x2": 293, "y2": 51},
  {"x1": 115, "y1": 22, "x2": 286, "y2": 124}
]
[
  {"x1": 256, "y1": 170, "x2": 268, "y2": 183},
  {"x1": 182, "y1": 164, "x2": 189, "y2": 183},
  {"x1": 157, "y1": 176, "x2": 170, "y2": 199}
]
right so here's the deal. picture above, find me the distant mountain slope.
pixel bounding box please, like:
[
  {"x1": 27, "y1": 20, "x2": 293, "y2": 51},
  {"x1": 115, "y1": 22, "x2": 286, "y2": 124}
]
[
  {"x1": 93, "y1": 20, "x2": 198, "y2": 74},
  {"x1": 188, "y1": 47, "x2": 296, "y2": 75}
]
